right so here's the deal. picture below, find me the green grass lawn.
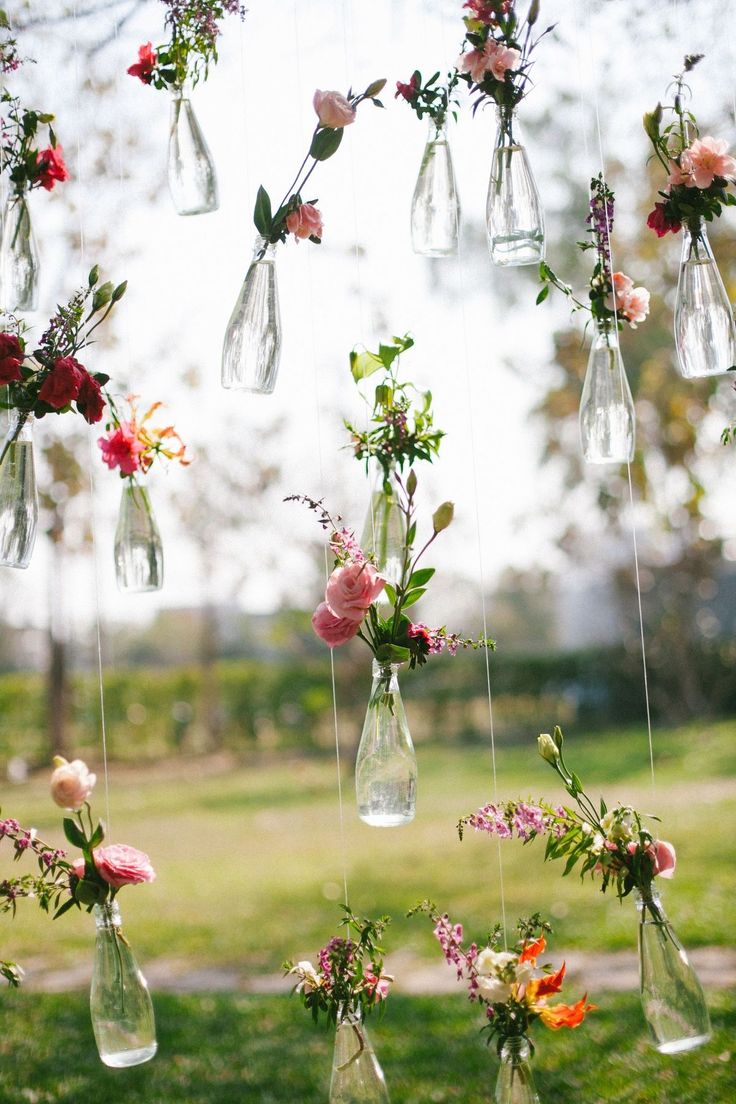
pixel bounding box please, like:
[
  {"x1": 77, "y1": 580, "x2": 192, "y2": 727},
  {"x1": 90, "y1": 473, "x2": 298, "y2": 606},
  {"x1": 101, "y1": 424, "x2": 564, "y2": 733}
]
[
  {"x1": 0, "y1": 991, "x2": 732, "y2": 1104},
  {"x1": 1, "y1": 718, "x2": 734, "y2": 979}
]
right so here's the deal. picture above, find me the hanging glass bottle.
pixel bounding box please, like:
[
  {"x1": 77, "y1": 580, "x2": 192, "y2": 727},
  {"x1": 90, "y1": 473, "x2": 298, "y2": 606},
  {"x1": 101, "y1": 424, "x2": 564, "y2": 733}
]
[
  {"x1": 221, "y1": 237, "x2": 282, "y2": 394},
  {"x1": 167, "y1": 89, "x2": 219, "y2": 216},
  {"x1": 90, "y1": 900, "x2": 157, "y2": 1068},
  {"x1": 114, "y1": 482, "x2": 164, "y2": 593},
  {"x1": 0, "y1": 412, "x2": 38, "y2": 570},
  {"x1": 355, "y1": 660, "x2": 416, "y2": 827},
  {"x1": 494, "y1": 1036, "x2": 540, "y2": 1104},
  {"x1": 360, "y1": 464, "x2": 405, "y2": 586},
  {"x1": 579, "y1": 320, "x2": 635, "y2": 464},
  {"x1": 329, "y1": 1005, "x2": 389, "y2": 1104},
  {"x1": 486, "y1": 109, "x2": 544, "y2": 267},
  {"x1": 0, "y1": 193, "x2": 40, "y2": 310},
  {"x1": 410, "y1": 116, "x2": 460, "y2": 257},
  {"x1": 674, "y1": 222, "x2": 736, "y2": 378},
  {"x1": 637, "y1": 889, "x2": 711, "y2": 1054}
]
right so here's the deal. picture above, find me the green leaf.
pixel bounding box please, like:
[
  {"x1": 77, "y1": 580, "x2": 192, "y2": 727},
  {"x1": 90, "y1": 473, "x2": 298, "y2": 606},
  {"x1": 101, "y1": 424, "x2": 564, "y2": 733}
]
[
  {"x1": 53, "y1": 897, "x2": 78, "y2": 920},
  {"x1": 377, "y1": 342, "x2": 401, "y2": 370},
  {"x1": 408, "y1": 567, "x2": 435, "y2": 588},
  {"x1": 310, "y1": 126, "x2": 344, "y2": 162},
  {"x1": 88, "y1": 820, "x2": 105, "y2": 849},
  {"x1": 350, "y1": 349, "x2": 384, "y2": 381},
  {"x1": 536, "y1": 285, "x2": 549, "y2": 305},
  {"x1": 375, "y1": 643, "x2": 411, "y2": 664},
  {"x1": 382, "y1": 583, "x2": 397, "y2": 605},
  {"x1": 402, "y1": 588, "x2": 426, "y2": 609},
  {"x1": 62, "y1": 818, "x2": 86, "y2": 849},
  {"x1": 253, "y1": 185, "x2": 272, "y2": 237}
]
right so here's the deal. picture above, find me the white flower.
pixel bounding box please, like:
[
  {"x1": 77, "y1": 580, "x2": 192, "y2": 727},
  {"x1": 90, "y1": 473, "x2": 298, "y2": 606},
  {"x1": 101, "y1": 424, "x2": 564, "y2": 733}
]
[
  {"x1": 476, "y1": 975, "x2": 512, "y2": 1002},
  {"x1": 601, "y1": 807, "x2": 636, "y2": 843},
  {"x1": 475, "y1": 948, "x2": 516, "y2": 977},
  {"x1": 291, "y1": 960, "x2": 321, "y2": 994},
  {"x1": 537, "y1": 733, "x2": 559, "y2": 764},
  {"x1": 514, "y1": 960, "x2": 534, "y2": 985},
  {"x1": 591, "y1": 832, "x2": 605, "y2": 855}
]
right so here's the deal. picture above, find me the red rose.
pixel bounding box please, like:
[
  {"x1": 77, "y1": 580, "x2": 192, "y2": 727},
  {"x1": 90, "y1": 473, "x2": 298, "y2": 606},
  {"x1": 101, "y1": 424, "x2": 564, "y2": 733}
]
[
  {"x1": 646, "y1": 201, "x2": 681, "y2": 238},
  {"x1": 395, "y1": 74, "x2": 419, "y2": 102},
  {"x1": 38, "y1": 356, "x2": 84, "y2": 409},
  {"x1": 0, "y1": 332, "x2": 23, "y2": 386},
  {"x1": 36, "y1": 145, "x2": 69, "y2": 191},
  {"x1": 127, "y1": 42, "x2": 157, "y2": 84},
  {"x1": 76, "y1": 373, "x2": 106, "y2": 424}
]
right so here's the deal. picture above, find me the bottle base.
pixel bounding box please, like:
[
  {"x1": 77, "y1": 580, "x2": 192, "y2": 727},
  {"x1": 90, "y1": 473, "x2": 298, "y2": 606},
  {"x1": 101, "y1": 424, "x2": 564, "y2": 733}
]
[
  {"x1": 488, "y1": 235, "x2": 545, "y2": 267},
  {"x1": 99, "y1": 1042, "x2": 158, "y2": 1068},
  {"x1": 411, "y1": 244, "x2": 458, "y2": 258},
  {"x1": 0, "y1": 558, "x2": 31, "y2": 570},
  {"x1": 220, "y1": 380, "x2": 277, "y2": 395},
  {"x1": 654, "y1": 1032, "x2": 711, "y2": 1055},
  {"x1": 174, "y1": 202, "x2": 219, "y2": 217},
  {"x1": 358, "y1": 810, "x2": 415, "y2": 828}
]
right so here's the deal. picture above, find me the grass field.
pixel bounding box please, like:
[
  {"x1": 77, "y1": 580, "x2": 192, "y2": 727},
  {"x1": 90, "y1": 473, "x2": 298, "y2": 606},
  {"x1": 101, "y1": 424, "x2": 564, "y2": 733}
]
[
  {"x1": 1, "y1": 717, "x2": 734, "y2": 980},
  {"x1": 0, "y1": 991, "x2": 733, "y2": 1104}
]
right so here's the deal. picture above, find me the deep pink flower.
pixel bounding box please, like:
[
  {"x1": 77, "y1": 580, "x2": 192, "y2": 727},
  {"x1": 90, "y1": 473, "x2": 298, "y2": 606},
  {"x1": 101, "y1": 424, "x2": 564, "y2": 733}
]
[
  {"x1": 127, "y1": 42, "x2": 157, "y2": 84},
  {"x1": 395, "y1": 74, "x2": 419, "y2": 102},
  {"x1": 311, "y1": 601, "x2": 361, "y2": 648},
  {"x1": 364, "y1": 971, "x2": 391, "y2": 1002},
  {"x1": 98, "y1": 423, "x2": 145, "y2": 475},
  {"x1": 38, "y1": 356, "x2": 84, "y2": 409},
  {"x1": 76, "y1": 373, "x2": 106, "y2": 424},
  {"x1": 325, "y1": 562, "x2": 385, "y2": 621},
  {"x1": 646, "y1": 202, "x2": 681, "y2": 237},
  {"x1": 92, "y1": 843, "x2": 155, "y2": 888},
  {"x1": 651, "y1": 839, "x2": 676, "y2": 879},
  {"x1": 36, "y1": 145, "x2": 69, "y2": 191},
  {"x1": 286, "y1": 202, "x2": 323, "y2": 242},
  {"x1": 0, "y1": 332, "x2": 23, "y2": 385}
]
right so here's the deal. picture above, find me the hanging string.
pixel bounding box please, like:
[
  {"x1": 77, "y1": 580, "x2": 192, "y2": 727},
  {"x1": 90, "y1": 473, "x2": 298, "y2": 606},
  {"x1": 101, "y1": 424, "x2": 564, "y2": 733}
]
[
  {"x1": 585, "y1": 1, "x2": 656, "y2": 796},
  {"x1": 434, "y1": 0, "x2": 507, "y2": 943},
  {"x1": 293, "y1": 0, "x2": 350, "y2": 909},
  {"x1": 72, "y1": 1, "x2": 112, "y2": 832}
]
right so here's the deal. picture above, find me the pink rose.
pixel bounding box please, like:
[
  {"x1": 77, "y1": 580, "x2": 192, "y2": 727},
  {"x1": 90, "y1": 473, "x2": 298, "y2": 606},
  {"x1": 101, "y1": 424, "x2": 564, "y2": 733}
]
[
  {"x1": 313, "y1": 89, "x2": 356, "y2": 129},
  {"x1": 485, "y1": 41, "x2": 521, "y2": 82},
  {"x1": 50, "y1": 757, "x2": 96, "y2": 810},
  {"x1": 70, "y1": 856, "x2": 86, "y2": 880},
  {"x1": 620, "y1": 285, "x2": 650, "y2": 327},
  {"x1": 286, "y1": 202, "x2": 323, "y2": 242},
  {"x1": 38, "y1": 356, "x2": 84, "y2": 409},
  {"x1": 311, "y1": 601, "x2": 361, "y2": 648},
  {"x1": 325, "y1": 562, "x2": 385, "y2": 621},
  {"x1": 651, "y1": 839, "x2": 676, "y2": 879},
  {"x1": 682, "y1": 136, "x2": 736, "y2": 189},
  {"x1": 92, "y1": 844, "x2": 156, "y2": 888}
]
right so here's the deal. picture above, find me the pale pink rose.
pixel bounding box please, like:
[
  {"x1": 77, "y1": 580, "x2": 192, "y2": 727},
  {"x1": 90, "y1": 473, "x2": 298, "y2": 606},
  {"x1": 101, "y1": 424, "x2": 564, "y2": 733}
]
[
  {"x1": 92, "y1": 844, "x2": 156, "y2": 888},
  {"x1": 70, "y1": 856, "x2": 86, "y2": 880},
  {"x1": 486, "y1": 41, "x2": 521, "y2": 82},
  {"x1": 311, "y1": 601, "x2": 361, "y2": 648},
  {"x1": 651, "y1": 839, "x2": 676, "y2": 879},
  {"x1": 684, "y1": 136, "x2": 736, "y2": 189},
  {"x1": 458, "y1": 46, "x2": 489, "y2": 84},
  {"x1": 313, "y1": 89, "x2": 356, "y2": 129},
  {"x1": 286, "y1": 202, "x2": 323, "y2": 241},
  {"x1": 620, "y1": 285, "x2": 650, "y2": 327},
  {"x1": 325, "y1": 562, "x2": 386, "y2": 621},
  {"x1": 667, "y1": 157, "x2": 692, "y2": 189},
  {"x1": 50, "y1": 757, "x2": 96, "y2": 811}
]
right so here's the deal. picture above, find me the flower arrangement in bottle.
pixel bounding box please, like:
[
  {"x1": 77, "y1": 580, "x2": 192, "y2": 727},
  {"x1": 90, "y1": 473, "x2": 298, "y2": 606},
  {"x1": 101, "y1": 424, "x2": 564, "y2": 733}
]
[
  {"x1": 537, "y1": 175, "x2": 649, "y2": 464},
  {"x1": 643, "y1": 54, "x2": 736, "y2": 378},
  {"x1": 127, "y1": 0, "x2": 246, "y2": 91}
]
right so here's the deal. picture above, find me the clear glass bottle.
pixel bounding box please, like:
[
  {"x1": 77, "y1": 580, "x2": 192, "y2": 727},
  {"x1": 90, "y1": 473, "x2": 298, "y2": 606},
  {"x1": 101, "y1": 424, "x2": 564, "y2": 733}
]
[
  {"x1": 674, "y1": 222, "x2": 736, "y2": 378},
  {"x1": 579, "y1": 320, "x2": 635, "y2": 464},
  {"x1": 221, "y1": 237, "x2": 282, "y2": 393},
  {"x1": 0, "y1": 193, "x2": 40, "y2": 310},
  {"x1": 355, "y1": 660, "x2": 417, "y2": 827},
  {"x1": 410, "y1": 116, "x2": 460, "y2": 257},
  {"x1": 486, "y1": 109, "x2": 544, "y2": 267},
  {"x1": 360, "y1": 464, "x2": 405, "y2": 586},
  {"x1": 90, "y1": 900, "x2": 157, "y2": 1068},
  {"x1": 329, "y1": 1005, "x2": 389, "y2": 1104},
  {"x1": 114, "y1": 482, "x2": 164, "y2": 593},
  {"x1": 167, "y1": 90, "x2": 219, "y2": 216},
  {"x1": 494, "y1": 1036, "x2": 540, "y2": 1104},
  {"x1": 0, "y1": 412, "x2": 38, "y2": 570},
  {"x1": 637, "y1": 889, "x2": 711, "y2": 1054}
]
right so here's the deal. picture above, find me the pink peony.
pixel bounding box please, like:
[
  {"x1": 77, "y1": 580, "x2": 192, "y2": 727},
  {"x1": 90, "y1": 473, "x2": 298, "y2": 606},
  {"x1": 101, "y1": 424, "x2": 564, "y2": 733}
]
[
  {"x1": 682, "y1": 136, "x2": 736, "y2": 189},
  {"x1": 38, "y1": 356, "x2": 84, "y2": 409},
  {"x1": 313, "y1": 89, "x2": 356, "y2": 129},
  {"x1": 36, "y1": 145, "x2": 69, "y2": 191},
  {"x1": 286, "y1": 202, "x2": 323, "y2": 241},
  {"x1": 325, "y1": 562, "x2": 385, "y2": 621},
  {"x1": 485, "y1": 40, "x2": 521, "y2": 82},
  {"x1": 98, "y1": 423, "x2": 145, "y2": 475},
  {"x1": 311, "y1": 601, "x2": 361, "y2": 648},
  {"x1": 50, "y1": 757, "x2": 96, "y2": 810},
  {"x1": 92, "y1": 844, "x2": 156, "y2": 888},
  {"x1": 651, "y1": 839, "x2": 676, "y2": 879}
]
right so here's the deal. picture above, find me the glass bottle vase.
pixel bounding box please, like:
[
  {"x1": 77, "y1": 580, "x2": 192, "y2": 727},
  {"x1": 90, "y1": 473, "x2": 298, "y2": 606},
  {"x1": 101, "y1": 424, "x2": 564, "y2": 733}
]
[
  {"x1": 360, "y1": 464, "x2": 405, "y2": 586},
  {"x1": 167, "y1": 91, "x2": 219, "y2": 216},
  {"x1": 355, "y1": 660, "x2": 417, "y2": 827},
  {"x1": 410, "y1": 117, "x2": 460, "y2": 257},
  {"x1": 0, "y1": 412, "x2": 38, "y2": 570},
  {"x1": 330, "y1": 1006, "x2": 389, "y2": 1104},
  {"x1": 221, "y1": 237, "x2": 282, "y2": 394},
  {"x1": 114, "y1": 483, "x2": 164, "y2": 593},
  {"x1": 486, "y1": 109, "x2": 544, "y2": 267},
  {"x1": 1, "y1": 193, "x2": 40, "y2": 310},
  {"x1": 494, "y1": 1037, "x2": 540, "y2": 1104},
  {"x1": 674, "y1": 223, "x2": 736, "y2": 378},
  {"x1": 637, "y1": 889, "x2": 711, "y2": 1054},
  {"x1": 90, "y1": 900, "x2": 157, "y2": 1068},
  {"x1": 579, "y1": 321, "x2": 635, "y2": 464}
]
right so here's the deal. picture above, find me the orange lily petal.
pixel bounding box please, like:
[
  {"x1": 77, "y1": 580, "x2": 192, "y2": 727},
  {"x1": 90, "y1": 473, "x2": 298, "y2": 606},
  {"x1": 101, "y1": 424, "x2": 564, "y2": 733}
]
[
  {"x1": 519, "y1": 935, "x2": 546, "y2": 964},
  {"x1": 540, "y1": 994, "x2": 596, "y2": 1030},
  {"x1": 533, "y1": 961, "x2": 566, "y2": 998}
]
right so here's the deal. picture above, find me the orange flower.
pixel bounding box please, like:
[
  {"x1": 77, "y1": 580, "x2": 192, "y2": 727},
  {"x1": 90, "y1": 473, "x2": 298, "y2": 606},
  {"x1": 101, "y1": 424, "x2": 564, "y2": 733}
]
[
  {"x1": 518, "y1": 935, "x2": 546, "y2": 964},
  {"x1": 525, "y1": 961, "x2": 566, "y2": 1001},
  {"x1": 539, "y1": 994, "x2": 596, "y2": 1030}
]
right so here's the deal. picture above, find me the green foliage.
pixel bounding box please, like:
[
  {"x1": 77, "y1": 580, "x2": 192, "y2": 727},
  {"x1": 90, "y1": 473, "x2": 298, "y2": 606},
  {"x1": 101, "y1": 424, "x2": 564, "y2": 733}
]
[
  {"x1": 0, "y1": 90, "x2": 59, "y2": 195},
  {"x1": 396, "y1": 68, "x2": 460, "y2": 128}
]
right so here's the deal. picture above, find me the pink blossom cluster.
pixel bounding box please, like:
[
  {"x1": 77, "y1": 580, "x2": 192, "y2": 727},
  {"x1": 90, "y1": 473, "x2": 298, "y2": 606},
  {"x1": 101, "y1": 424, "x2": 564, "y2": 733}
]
[
  {"x1": 610, "y1": 272, "x2": 650, "y2": 328},
  {"x1": 458, "y1": 38, "x2": 520, "y2": 85},
  {"x1": 463, "y1": 0, "x2": 512, "y2": 25},
  {"x1": 433, "y1": 913, "x2": 480, "y2": 996},
  {"x1": 312, "y1": 560, "x2": 385, "y2": 649},
  {"x1": 467, "y1": 800, "x2": 570, "y2": 842},
  {"x1": 668, "y1": 136, "x2": 736, "y2": 191},
  {"x1": 328, "y1": 527, "x2": 365, "y2": 566}
]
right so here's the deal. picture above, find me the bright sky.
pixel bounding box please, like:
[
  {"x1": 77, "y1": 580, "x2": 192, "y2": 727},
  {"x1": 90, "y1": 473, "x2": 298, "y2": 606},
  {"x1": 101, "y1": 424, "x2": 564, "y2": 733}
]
[{"x1": 2, "y1": 0, "x2": 736, "y2": 644}]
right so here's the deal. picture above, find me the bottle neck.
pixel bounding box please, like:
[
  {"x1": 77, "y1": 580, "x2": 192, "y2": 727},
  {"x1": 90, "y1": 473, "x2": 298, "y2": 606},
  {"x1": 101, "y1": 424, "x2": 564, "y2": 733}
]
[
  {"x1": 428, "y1": 114, "x2": 447, "y2": 141},
  {"x1": 371, "y1": 659, "x2": 402, "y2": 681},
  {"x1": 499, "y1": 1035, "x2": 531, "y2": 1064},
  {"x1": 253, "y1": 235, "x2": 276, "y2": 262},
  {"x1": 94, "y1": 899, "x2": 122, "y2": 930},
  {"x1": 495, "y1": 108, "x2": 519, "y2": 146}
]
